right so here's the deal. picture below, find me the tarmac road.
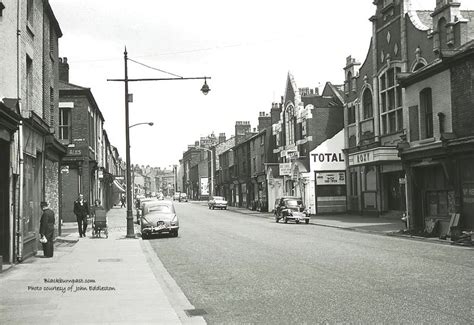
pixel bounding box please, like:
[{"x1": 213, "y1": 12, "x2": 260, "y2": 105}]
[{"x1": 147, "y1": 201, "x2": 474, "y2": 324}]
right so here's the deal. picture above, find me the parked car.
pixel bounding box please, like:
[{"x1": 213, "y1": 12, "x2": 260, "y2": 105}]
[
  {"x1": 141, "y1": 200, "x2": 179, "y2": 239},
  {"x1": 136, "y1": 197, "x2": 158, "y2": 223},
  {"x1": 274, "y1": 196, "x2": 309, "y2": 224},
  {"x1": 173, "y1": 192, "x2": 180, "y2": 201},
  {"x1": 208, "y1": 196, "x2": 228, "y2": 210},
  {"x1": 179, "y1": 192, "x2": 188, "y2": 202}
]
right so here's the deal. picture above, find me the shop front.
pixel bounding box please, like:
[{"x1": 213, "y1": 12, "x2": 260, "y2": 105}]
[
  {"x1": 347, "y1": 147, "x2": 403, "y2": 217},
  {"x1": 310, "y1": 130, "x2": 346, "y2": 214}
]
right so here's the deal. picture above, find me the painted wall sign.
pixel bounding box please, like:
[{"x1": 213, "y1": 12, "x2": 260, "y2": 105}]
[
  {"x1": 316, "y1": 172, "x2": 346, "y2": 185},
  {"x1": 310, "y1": 130, "x2": 346, "y2": 171},
  {"x1": 67, "y1": 148, "x2": 82, "y2": 156}
]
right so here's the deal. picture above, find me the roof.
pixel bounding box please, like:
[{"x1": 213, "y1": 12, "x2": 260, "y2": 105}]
[{"x1": 59, "y1": 81, "x2": 105, "y2": 122}]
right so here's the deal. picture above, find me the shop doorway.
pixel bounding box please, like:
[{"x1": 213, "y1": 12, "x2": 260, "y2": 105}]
[
  {"x1": 0, "y1": 140, "x2": 10, "y2": 262},
  {"x1": 385, "y1": 171, "x2": 404, "y2": 211}
]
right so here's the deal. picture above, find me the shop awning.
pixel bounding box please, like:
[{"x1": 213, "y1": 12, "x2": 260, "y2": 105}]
[{"x1": 112, "y1": 180, "x2": 126, "y2": 193}]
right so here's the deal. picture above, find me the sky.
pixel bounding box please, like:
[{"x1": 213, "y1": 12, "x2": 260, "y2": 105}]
[{"x1": 49, "y1": 0, "x2": 441, "y2": 169}]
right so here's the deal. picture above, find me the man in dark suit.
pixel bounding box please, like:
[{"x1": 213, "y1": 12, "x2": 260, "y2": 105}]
[
  {"x1": 74, "y1": 194, "x2": 90, "y2": 238},
  {"x1": 39, "y1": 201, "x2": 55, "y2": 258}
]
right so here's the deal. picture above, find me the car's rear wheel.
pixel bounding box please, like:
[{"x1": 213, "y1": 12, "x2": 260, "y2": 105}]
[
  {"x1": 296, "y1": 220, "x2": 300, "y2": 224},
  {"x1": 212, "y1": 206, "x2": 215, "y2": 210},
  {"x1": 284, "y1": 217, "x2": 288, "y2": 223},
  {"x1": 275, "y1": 218, "x2": 279, "y2": 223},
  {"x1": 305, "y1": 219, "x2": 309, "y2": 224}
]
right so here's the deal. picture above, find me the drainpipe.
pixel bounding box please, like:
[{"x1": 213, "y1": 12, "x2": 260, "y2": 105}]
[{"x1": 16, "y1": 0, "x2": 24, "y2": 262}]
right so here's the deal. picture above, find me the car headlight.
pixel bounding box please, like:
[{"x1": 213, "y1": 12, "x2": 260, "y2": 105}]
[{"x1": 170, "y1": 214, "x2": 177, "y2": 226}]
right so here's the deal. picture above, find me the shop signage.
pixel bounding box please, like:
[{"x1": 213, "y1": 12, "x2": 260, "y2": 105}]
[
  {"x1": 348, "y1": 147, "x2": 400, "y2": 166},
  {"x1": 310, "y1": 130, "x2": 346, "y2": 171},
  {"x1": 67, "y1": 148, "x2": 82, "y2": 156},
  {"x1": 200, "y1": 177, "x2": 209, "y2": 196},
  {"x1": 114, "y1": 176, "x2": 124, "y2": 180},
  {"x1": 279, "y1": 163, "x2": 291, "y2": 176},
  {"x1": 316, "y1": 172, "x2": 346, "y2": 185}
]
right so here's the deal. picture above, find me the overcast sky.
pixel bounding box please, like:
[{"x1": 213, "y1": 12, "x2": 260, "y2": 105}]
[{"x1": 49, "y1": 0, "x2": 448, "y2": 169}]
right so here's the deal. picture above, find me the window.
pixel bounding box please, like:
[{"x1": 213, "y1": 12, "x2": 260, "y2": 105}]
[
  {"x1": 26, "y1": 56, "x2": 33, "y2": 111},
  {"x1": 347, "y1": 105, "x2": 356, "y2": 125},
  {"x1": 285, "y1": 105, "x2": 295, "y2": 145},
  {"x1": 59, "y1": 108, "x2": 71, "y2": 141},
  {"x1": 260, "y1": 135, "x2": 264, "y2": 146},
  {"x1": 379, "y1": 67, "x2": 403, "y2": 134},
  {"x1": 438, "y1": 18, "x2": 447, "y2": 49},
  {"x1": 49, "y1": 87, "x2": 54, "y2": 126},
  {"x1": 420, "y1": 88, "x2": 433, "y2": 138},
  {"x1": 362, "y1": 89, "x2": 373, "y2": 119},
  {"x1": 27, "y1": 0, "x2": 33, "y2": 25}
]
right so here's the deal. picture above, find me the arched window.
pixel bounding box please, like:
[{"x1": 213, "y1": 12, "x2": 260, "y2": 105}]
[
  {"x1": 420, "y1": 88, "x2": 433, "y2": 138},
  {"x1": 362, "y1": 89, "x2": 373, "y2": 119}
]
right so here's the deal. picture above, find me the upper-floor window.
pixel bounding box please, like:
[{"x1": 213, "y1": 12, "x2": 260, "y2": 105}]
[
  {"x1": 285, "y1": 105, "x2": 295, "y2": 145},
  {"x1": 362, "y1": 89, "x2": 373, "y2": 119},
  {"x1": 59, "y1": 108, "x2": 71, "y2": 142},
  {"x1": 438, "y1": 17, "x2": 447, "y2": 49},
  {"x1": 26, "y1": 56, "x2": 33, "y2": 111},
  {"x1": 347, "y1": 105, "x2": 356, "y2": 125},
  {"x1": 379, "y1": 67, "x2": 403, "y2": 134},
  {"x1": 420, "y1": 88, "x2": 433, "y2": 139},
  {"x1": 27, "y1": 0, "x2": 34, "y2": 25}
]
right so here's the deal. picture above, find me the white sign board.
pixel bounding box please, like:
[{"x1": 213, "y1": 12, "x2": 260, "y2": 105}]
[
  {"x1": 316, "y1": 172, "x2": 346, "y2": 185},
  {"x1": 200, "y1": 177, "x2": 209, "y2": 196},
  {"x1": 279, "y1": 163, "x2": 291, "y2": 176},
  {"x1": 310, "y1": 130, "x2": 346, "y2": 172}
]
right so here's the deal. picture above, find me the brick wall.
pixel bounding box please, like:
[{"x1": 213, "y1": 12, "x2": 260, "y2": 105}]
[
  {"x1": 44, "y1": 159, "x2": 59, "y2": 235},
  {"x1": 451, "y1": 55, "x2": 474, "y2": 137},
  {"x1": 308, "y1": 106, "x2": 344, "y2": 150}
]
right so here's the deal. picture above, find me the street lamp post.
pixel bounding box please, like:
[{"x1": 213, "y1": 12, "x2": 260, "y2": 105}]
[
  {"x1": 108, "y1": 47, "x2": 211, "y2": 238},
  {"x1": 196, "y1": 146, "x2": 214, "y2": 198}
]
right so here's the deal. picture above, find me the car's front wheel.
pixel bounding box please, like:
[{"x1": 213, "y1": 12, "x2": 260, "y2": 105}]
[
  {"x1": 171, "y1": 230, "x2": 178, "y2": 237},
  {"x1": 305, "y1": 219, "x2": 309, "y2": 224},
  {"x1": 275, "y1": 218, "x2": 279, "y2": 223}
]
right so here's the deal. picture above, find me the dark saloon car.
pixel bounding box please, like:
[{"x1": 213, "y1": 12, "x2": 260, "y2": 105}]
[
  {"x1": 140, "y1": 200, "x2": 179, "y2": 239},
  {"x1": 274, "y1": 196, "x2": 309, "y2": 224}
]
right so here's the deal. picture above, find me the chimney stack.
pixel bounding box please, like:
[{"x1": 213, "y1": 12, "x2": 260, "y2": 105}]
[
  {"x1": 218, "y1": 133, "x2": 226, "y2": 144},
  {"x1": 258, "y1": 111, "x2": 271, "y2": 131},
  {"x1": 59, "y1": 57, "x2": 69, "y2": 83},
  {"x1": 270, "y1": 102, "x2": 282, "y2": 124}
]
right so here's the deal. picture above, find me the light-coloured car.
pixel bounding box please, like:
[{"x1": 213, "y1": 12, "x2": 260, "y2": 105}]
[
  {"x1": 135, "y1": 197, "x2": 158, "y2": 223},
  {"x1": 141, "y1": 200, "x2": 179, "y2": 239},
  {"x1": 173, "y1": 192, "x2": 180, "y2": 201},
  {"x1": 208, "y1": 196, "x2": 228, "y2": 210},
  {"x1": 179, "y1": 192, "x2": 188, "y2": 202}
]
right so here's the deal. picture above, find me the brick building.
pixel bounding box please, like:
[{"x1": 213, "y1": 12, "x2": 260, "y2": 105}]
[
  {"x1": 397, "y1": 0, "x2": 474, "y2": 232},
  {"x1": 58, "y1": 58, "x2": 106, "y2": 222},
  {"x1": 343, "y1": 0, "x2": 474, "y2": 228},
  {"x1": 271, "y1": 73, "x2": 344, "y2": 210},
  {"x1": 0, "y1": 0, "x2": 65, "y2": 262}
]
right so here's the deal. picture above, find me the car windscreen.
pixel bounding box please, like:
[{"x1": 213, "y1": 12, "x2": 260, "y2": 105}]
[
  {"x1": 213, "y1": 197, "x2": 224, "y2": 201},
  {"x1": 285, "y1": 200, "x2": 302, "y2": 207},
  {"x1": 148, "y1": 205, "x2": 173, "y2": 213}
]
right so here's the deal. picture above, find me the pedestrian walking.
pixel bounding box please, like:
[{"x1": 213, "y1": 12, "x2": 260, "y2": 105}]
[
  {"x1": 39, "y1": 201, "x2": 55, "y2": 258},
  {"x1": 120, "y1": 194, "x2": 126, "y2": 208},
  {"x1": 74, "y1": 193, "x2": 90, "y2": 238}
]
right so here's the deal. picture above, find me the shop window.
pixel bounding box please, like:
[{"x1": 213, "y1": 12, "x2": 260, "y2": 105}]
[
  {"x1": 365, "y1": 166, "x2": 377, "y2": 191},
  {"x1": 317, "y1": 185, "x2": 346, "y2": 197},
  {"x1": 427, "y1": 191, "x2": 448, "y2": 217},
  {"x1": 350, "y1": 170, "x2": 358, "y2": 196}
]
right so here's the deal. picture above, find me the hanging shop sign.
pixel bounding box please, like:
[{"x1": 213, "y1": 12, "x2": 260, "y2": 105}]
[
  {"x1": 279, "y1": 163, "x2": 291, "y2": 176},
  {"x1": 200, "y1": 177, "x2": 209, "y2": 196}
]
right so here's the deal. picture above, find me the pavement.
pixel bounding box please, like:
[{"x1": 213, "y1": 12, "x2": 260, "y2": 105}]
[{"x1": 0, "y1": 206, "x2": 206, "y2": 325}]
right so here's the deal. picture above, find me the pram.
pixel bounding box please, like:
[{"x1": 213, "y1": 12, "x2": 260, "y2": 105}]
[{"x1": 92, "y1": 207, "x2": 108, "y2": 238}]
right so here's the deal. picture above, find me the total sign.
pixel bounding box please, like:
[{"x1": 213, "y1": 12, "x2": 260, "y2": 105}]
[{"x1": 310, "y1": 130, "x2": 346, "y2": 172}]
